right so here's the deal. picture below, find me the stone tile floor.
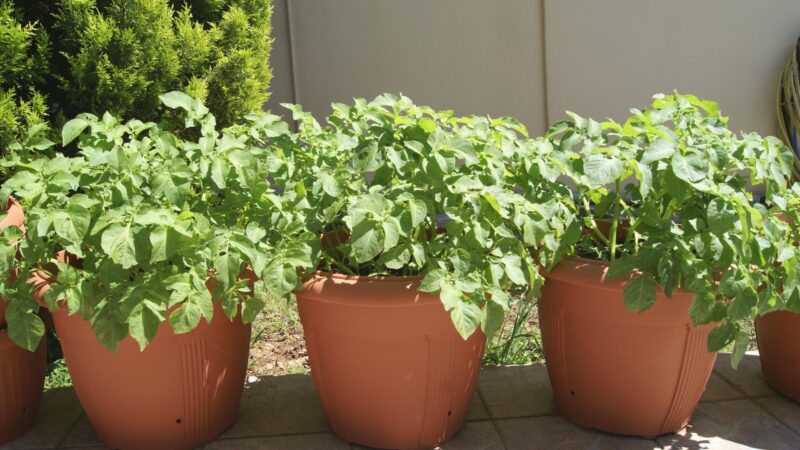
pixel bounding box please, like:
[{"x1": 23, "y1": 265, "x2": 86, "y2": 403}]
[{"x1": 4, "y1": 352, "x2": 800, "y2": 449}]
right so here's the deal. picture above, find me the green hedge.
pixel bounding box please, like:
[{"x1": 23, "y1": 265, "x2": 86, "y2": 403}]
[{"x1": 0, "y1": 0, "x2": 272, "y2": 149}]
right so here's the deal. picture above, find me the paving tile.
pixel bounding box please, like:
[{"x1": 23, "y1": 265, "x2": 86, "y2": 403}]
[
  {"x1": 206, "y1": 432, "x2": 349, "y2": 449},
  {"x1": 56, "y1": 447, "x2": 107, "y2": 450},
  {"x1": 657, "y1": 399, "x2": 800, "y2": 449},
  {"x1": 757, "y1": 395, "x2": 800, "y2": 435},
  {"x1": 496, "y1": 415, "x2": 658, "y2": 449},
  {"x1": 219, "y1": 374, "x2": 330, "y2": 438},
  {"x1": 350, "y1": 421, "x2": 503, "y2": 450},
  {"x1": 466, "y1": 391, "x2": 490, "y2": 422},
  {"x1": 478, "y1": 364, "x2": 554, "y2": 419},
  {"x1": 714, "y1": 352, "x2": 774, "y2": 398},
  {"x1": 699, "y1": 373, "x2": 746, "y2": 403},
  {"x1": 56, "y1": 415, "x2": 103, "y2": 448},
  {"x1": 0, "y1": 387, "x2": 84, "y2": 450},
  {"x1": 441, "y1": 420, "x2": 504, "y2": 450}
]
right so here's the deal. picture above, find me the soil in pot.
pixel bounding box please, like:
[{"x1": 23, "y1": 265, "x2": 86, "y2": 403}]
[
  {"x1": 0, "y1": 330, "x2": 46, "y2": 445},
  {"x1": 297, "y1": 272, "x2": 486, "y2": 450},
  {"x1": 756, "y1": 311, "x2": 800, "y2": 402},
  {"x1": 540, "y1": 256, "x2": 717, "y2": 438}
]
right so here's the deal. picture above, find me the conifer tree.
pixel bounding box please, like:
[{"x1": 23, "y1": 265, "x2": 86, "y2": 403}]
[{"x1": 1, "y1": 0, "x2": 273, "y2": 149}]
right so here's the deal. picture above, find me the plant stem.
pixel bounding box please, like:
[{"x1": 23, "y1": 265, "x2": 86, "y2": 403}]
[
  {"x1": 581, "y1": 197, "x2": 610, "y2": 246},
  {"x1": 609, "y1": 180, "x2": 622, "y2": 263}
]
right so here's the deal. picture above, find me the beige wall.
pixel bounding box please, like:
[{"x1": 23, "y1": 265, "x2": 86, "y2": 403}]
[
  {"x1": 271, "y1": 0, "x2": 548, "y2": 134},
  {"x1": 269, "y1": 0, "x2": 800, "y2": 137}
]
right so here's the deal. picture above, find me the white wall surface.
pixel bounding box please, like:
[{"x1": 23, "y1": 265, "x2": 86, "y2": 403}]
[
  {"x1": 275, "y1": 0, "x2": 547, "y2": 134},
  {"x1": 545, "y1": 0, "x2": 800, "y2": 136},
  {"x1": 269, "y1": 0, "x2": 800, "y2": 137}
]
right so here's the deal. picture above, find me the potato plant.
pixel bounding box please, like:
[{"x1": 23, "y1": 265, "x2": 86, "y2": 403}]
[
  {"x1": 0, "y1": 92, "x2": 317, "y2": 351},
  {"x1": 276, "y1": 95, "x2": 576, "y2": 340},
  {"x1": 548, "y1": 93, "x2": 794, "y2": 366}
]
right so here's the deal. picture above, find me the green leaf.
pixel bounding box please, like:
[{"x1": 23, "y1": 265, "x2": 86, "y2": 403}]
[
  {"x1": 350, "y1": 220, "x2": 383, "y2": 263},
  {"x1": 53, "y1": 205, "x2": 91, "y2": 244},
  {"x1": 500, "y1": 254, "x2": 528, "y2": 285},
  {"x1": 439, "y1": 282, "x2": 463, "y2": 310},
  {"x1": 160, "y1": 91, "x2": 195, "y2": 111},
  {"x1": 671, "y1": 152, "x2": 709, "y2": 183},
  {"x1": 262, "y1": 261, "x2": 297, "y2": 296},
  {"x1": 728, "y1": 288, "x2": 757, "y2": 321},
  {"x1": 606, "y1": 254, "x2": 639, "y2": 280},
  {"x1": 641, "y1": 139, "x2": 675, "y2": 164},
  {"x1": 583, "y1": 154, "x2": 625, "y2": 188},
  {"x1": 481, "y1": 301, "x2": 505, "y2": 340},
  {"x1": 6, "y1": 304, "x2": 45, "y2": 351},
  {"x1": 149, "y1": 227, "x2": 178, "y2": 263},
  {"x1": 62, "y1": 118, "x2": 88, "y2": 145},
  {"x1": 129, "y1": 300, "x2": 166, "y2": 349},
  {"x1": 419, "y1": 269, "x2": 446, "y2": 292},
  {"x1": 408, "y1": 198, "x2": 427, "y2": 227},
  {"x1": 707, "y1": 198, "x2": 737, "y2": 234},
  {"x1": 449, "y1": 301, "x2": 483, "y2": 340},
  {"x1": 689, "y1": 292, "x2": 717, "y2": 325},
  {"x1": 210, "y1": 157, "x2": 228, "y2": 189},
  {"x1": 169, "y1": 301, "x2": 202, "y2": 334},
  {"x1": 382, "y1": 218, "x2": 401, "y2": 252},
  {"x1": 622, "y1": 275, "x2": 657, "y2": 312},
  {"x1": 101, "y1": 224, "x2": 138, "y2": 269},
  {"x1": 707, "y1": 322, "x2": 736, "y2": 352},
  {"x1": 730, "y1": 329, "x2": 750, "y2": 369}
]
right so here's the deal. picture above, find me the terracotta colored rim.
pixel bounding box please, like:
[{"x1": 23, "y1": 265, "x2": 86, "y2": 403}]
[
  {"x1": 311, "y1": 270, "x2": 423, "y2": 282},
  {"x1": 545, "y1": 255, "x2": 691, "y2": 295}
]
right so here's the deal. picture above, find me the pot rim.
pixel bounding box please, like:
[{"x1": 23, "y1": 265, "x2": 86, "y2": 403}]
[
  {"x1": 546, "y1": 255, "x2": 692, "y2": 296},
  {"x1": 311, "y1": 270, "x2": 423, "y2": 282}
]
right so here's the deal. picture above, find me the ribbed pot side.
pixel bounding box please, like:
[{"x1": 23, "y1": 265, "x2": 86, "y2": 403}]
[
  {"x1": 0, "y1": 331, "x2": 46, "y2": 445},
  {"x1": 0, "y1": 197, "x2": 24, "y2": 326},
  {"x1": 756, "y1": 311, "x2": 800, "y2": 402},
  {"x1": 540, "y1": 256, "x2": 717, "y2": 438},
  {"x1": 50, "y1": 300, "x2": 251, "y2": 450},
  {"x1": 297, "y1": 272, "x2": 486, "y2": 450}
]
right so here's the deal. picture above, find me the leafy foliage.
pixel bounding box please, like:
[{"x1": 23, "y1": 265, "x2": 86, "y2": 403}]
[
  {"x1": 278, "y1": 95, "x2": 576, "y2": 340},
  {"x1": 0, "y1": 93, "x2": 316, "y2": 351},
  {"x1": 1, "y1": 0, "x2": 272, "y2": 154},
  {"x1": 547, "y1": 93, "x2": 795, "y2": 363},
  {"x1": 0, "y1": 0, "x2": 49, "y2": 153}
]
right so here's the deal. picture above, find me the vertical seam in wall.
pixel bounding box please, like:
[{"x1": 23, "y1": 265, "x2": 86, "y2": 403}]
[
  {"x1": 285, "y1": 0, "x2": 300, "y2": 106},
  {"x1": 539, "y1": 0, "x2": 550, "y2": 129}
]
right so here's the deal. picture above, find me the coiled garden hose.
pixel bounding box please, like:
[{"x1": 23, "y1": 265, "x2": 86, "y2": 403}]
[{"x1": 777, "y1": 37, "x2": 800, "y2": 180}]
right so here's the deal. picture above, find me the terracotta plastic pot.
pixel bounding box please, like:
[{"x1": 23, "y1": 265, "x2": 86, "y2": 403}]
[
  {"x1": 756, "y1": 311, "x2": 800, "y2": 402},
  {"x1": 297, "y1": 272, "x2": 486, "y2": 449},
  {"x1": 0, "y1": 330, "x2": 46, "y2": 445},
  {"x1": 0, "y1": 197, "x2": 24, "y2": 326},
  {"x1": 49, "y1": 300, "x2": 250, "y2": 450},
  {"x1": 540, "y1": 256, "x2": 717, "y2": 438}
]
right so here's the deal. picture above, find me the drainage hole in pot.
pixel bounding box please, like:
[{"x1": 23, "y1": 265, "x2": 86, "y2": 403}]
[{"x1": 176, "y1": 418, "x2": 182, "y2": 424}]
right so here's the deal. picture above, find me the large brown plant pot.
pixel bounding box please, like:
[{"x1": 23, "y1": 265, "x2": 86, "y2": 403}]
[
  {"x1": 297, "y1": 272, "x2": 486, "y2": 450},
  {"x1": 50, "y1": 301, "x2": 251, "y2": 450},
  {"x1": 0, "y1": 196, "x2": 24, "y2": 326},
  {"x1": 540, "y1": 257, "x2": 717, "y2": 438},
  {"x1": 756, "y1": 311, "x2": 800, "y2": 402},
  {"x1": 0, "y1": 330, "x2": 46, "y2": 445}
]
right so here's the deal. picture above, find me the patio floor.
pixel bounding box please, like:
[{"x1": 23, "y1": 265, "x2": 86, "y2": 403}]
[{"x1": 3, "y1": 352, "x2": 800, "y2": 450}]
